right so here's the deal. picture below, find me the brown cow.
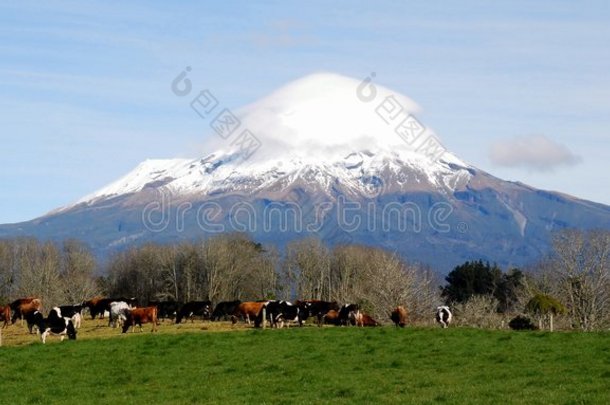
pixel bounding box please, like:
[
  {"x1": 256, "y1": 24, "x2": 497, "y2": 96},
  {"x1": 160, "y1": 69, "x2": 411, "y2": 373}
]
[
  {"x1": 0, "y1": 305, "x2": 11, "y2": 328},
  {"x1": 10, "y1": 297, "x2": 42, "y2": 326},
  {"x1": 232, "y1": 301, "x2": 267, "y2": 328},
  {"x1": 356, "y1": 312, "x2": 380, "y2": 327},
  {"x1": 83, "y1": 296, "x2": 104, "y2": 319},
  {"x1": 390, "y1": 306, "x2": 408, "y2": 327},
  {"x1": 122, "y1": 307, "x2": 158, "y2": 333},
  {"x1": 322, "y1": 309, "x2": 341, "y2": 326}
]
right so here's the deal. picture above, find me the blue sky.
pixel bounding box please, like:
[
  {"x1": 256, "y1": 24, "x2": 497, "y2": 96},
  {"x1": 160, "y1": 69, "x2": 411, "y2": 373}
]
[{"x1": 1, "y1": 1, "x2": 609, "y2": 223}]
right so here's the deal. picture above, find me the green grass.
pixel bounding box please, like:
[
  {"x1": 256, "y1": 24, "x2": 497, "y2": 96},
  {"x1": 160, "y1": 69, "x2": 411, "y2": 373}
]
[{"x1": 1, "y1": 327, "x2": 608, "y2": 404}]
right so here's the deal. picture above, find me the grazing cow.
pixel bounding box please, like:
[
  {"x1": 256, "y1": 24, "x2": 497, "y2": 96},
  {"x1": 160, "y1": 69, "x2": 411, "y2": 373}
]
[
  {"x1": 296, "y1": 300, "x2": 339, "y2": 326},
  {"x1": 109, "y1": 301, "x2": 132, "y2": 328},
  {"x1": 0, "y1": 305, "x2": 11, "y2": 328},
  {"x1": 356, "y1": 313, "x2": 380, "y2": 327},
  {"x1": 436, "y1": 306, "x2": 452, "y2": 328},
  {"x1": 148, "y1": 301, "x2": 182, "y2": 321},
  {"x1": 338, "y1": 304, "x2": 360, "y2": 326},
  {"x1": 322, "y1": 309, "x2": 341, "y2": 326},
  {"x1": 122, "y1": 307, "x2": 158, "y2": 333},
  {"x1": 390, "y1": 306, "x2": 408, "y2": 327},
  {"x1": 211, "y1": 300, "x2": 241, "y2": 321},
  {"x1": 175, "y1": 301, "x2": 212, "y2": 324},
  {"x1": 83, "y1": 297, "x2": 137, "y2": 319},
  {"x1": 35, "y1": 307, "x2": 77, "y2": 344},
  {"x1": 263, "y1": 300, "x2": 303, "y2": 328},
  {"x1": 58, "y1": 305, "x2": 84, "y2": 329},
  {"x1": 232, "y1": 301, "x2": 267, "y2": 328},
  {"x1": 10, "y1": 298, "x2": 42, "y2": 326}
]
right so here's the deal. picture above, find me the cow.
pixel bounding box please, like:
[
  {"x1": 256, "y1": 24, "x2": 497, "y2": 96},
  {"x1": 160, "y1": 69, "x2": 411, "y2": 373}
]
[
  {"x1": 148, "y1": 301, "x2": 182, "y2": 321},
  {"x1": 58, "y1": 305, "x2": 84, "y2": 329},
  {"x1": 175, "y1": 301, "x2": 212, "y2": 324},
  {"x1": 122, "y1": 307, "x2": 158, "y2": 333},
  {"x1": 296, "y1": 300, "x2": 339, "y2": 326},
  {"x1": 83, "y1": 297, "x2": 137, "y2": 319},
  {"x1": 322, "y1": 309, "x2": 341, "y2": 326},
  {"x1": 211, "y1": 300, "x2": 241, "y2": 321},
  {"x1": 262, "y1": 300, "x2": 303, "y2": 328},
  {"x1": 0, "y1": 305, "x2": 11, "y2": 328},
  {"x1": 35, "y1": 307, "x2": 77, "y2": 344},
  {"x1": 10, "y1": 297, "x2": 42, "y2": 326},
  {"x1": 390, "y1": 306, "x2": 408, "y2": 327},
  {"x1": 109, "y1": 301, "x2": 132, "y2": 328},
  {"x1": 338, "y1": 304, "x2": 360, "y2": 326},
  {"x1": 25, "y1": 309, "x2": 44, "y2": 334},
  {"x1": 436, "y1": 306, "x2": 452, "y2": 328},
  {"x1": 232, "y1": 301, "x2": 267, "y2": 328},
  {"x1": 356, "y1": 313, "x2": 380, "y2": 327}
]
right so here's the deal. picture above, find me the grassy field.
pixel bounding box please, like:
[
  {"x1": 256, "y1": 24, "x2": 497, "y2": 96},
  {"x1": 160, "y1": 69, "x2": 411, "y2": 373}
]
[{"x1": 1, "y1": 321, "x2": 608, "y2": 404}]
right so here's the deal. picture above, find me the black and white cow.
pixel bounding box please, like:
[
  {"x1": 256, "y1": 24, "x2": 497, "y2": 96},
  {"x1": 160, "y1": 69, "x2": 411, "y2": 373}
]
[
  {"x1": 295, "y1": 300, "x2": 339, "y2": 326},
  {"x1": 58, "y1": 305, "x2": 84, "y2": 328},
  {"x1": 35, "y1": 307, "x2": 77, "y2": 344},
  {"x1": 175, "y1": 301, "x2": 212, "y2": 324},
  {"x1": 109, "y1": 301, "x2": 132, "y2": 328},
  {"x1": 338, "y1": 304, "x2": 360, "y2": 326},
  {"x1": 263, "y1": 300, "x2": 303, "y2": 328},
  {"x1": 436, "y1": 306, "x2": 452, "y2": 328}
]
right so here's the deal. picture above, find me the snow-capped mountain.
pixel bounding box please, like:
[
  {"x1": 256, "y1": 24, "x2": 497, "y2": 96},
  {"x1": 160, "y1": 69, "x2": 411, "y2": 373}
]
[{"x1": 2, "y1": 73, "x2": 609, "y2": 272}]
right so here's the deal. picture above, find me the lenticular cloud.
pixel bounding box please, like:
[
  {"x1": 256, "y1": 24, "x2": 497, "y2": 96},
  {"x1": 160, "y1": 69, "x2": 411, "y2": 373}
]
[{"x1": 489, "y1": 134, "x2": 582, "y2": 171}]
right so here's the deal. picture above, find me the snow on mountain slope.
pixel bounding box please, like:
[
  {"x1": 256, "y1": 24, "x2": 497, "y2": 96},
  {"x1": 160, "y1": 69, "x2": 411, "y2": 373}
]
[
  {"x1": 67, "y1": 148, "x2": 473, "y2": 209},
  {"x1": 65, "y1": 73, "x2": 472, "y2": 209}
]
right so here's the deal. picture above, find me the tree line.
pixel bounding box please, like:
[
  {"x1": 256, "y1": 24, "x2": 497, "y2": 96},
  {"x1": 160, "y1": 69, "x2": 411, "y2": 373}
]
[{"x1": 0, "y1": 229, "x2": 608, "y2": 330}]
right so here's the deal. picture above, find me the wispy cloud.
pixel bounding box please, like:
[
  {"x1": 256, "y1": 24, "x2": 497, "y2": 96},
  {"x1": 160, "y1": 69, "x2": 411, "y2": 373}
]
[{"x1": 489, "y1": 134, "x2": 582, "y2": 171}]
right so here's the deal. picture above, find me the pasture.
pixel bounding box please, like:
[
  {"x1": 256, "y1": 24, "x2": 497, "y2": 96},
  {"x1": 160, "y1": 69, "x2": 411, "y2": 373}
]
[{"x1": 1, "y1": 320, "x2": 608, "y2": 404}]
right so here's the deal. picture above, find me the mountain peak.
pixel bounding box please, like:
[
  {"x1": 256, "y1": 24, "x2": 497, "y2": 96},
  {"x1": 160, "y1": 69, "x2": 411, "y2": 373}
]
[{"x1": 207, "y1": 72, "x2": 454, "y2": 164}]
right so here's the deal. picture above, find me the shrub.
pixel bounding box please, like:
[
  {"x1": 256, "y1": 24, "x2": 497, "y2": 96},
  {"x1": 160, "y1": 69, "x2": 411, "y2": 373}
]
[{"x1": 509, "y1": 315, "x2": 538, "y2": 330}]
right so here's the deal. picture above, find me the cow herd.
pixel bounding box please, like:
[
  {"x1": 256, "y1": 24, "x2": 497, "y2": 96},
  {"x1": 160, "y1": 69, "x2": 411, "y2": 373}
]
[{"x1": 0, "y1": 296, "x2": 454, "y2": 344}]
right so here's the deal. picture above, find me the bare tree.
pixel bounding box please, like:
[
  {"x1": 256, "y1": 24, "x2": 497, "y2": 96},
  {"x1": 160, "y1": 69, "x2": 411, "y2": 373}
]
[
  {"x1": 60, "y1": 240, "x2": 100, "y2": 304},
  {"x1": 283, "y1": 238, "x2": 331, "y2": 300},
  {"x1": 452, "y1": 295, "x2": 502, "y2": 329},
  {"x1": 550, "y1": 229, "x2": 610, "y2": 331},
  {"x1": 0, "y1": 240, "x2": 17, "y2": 301}
]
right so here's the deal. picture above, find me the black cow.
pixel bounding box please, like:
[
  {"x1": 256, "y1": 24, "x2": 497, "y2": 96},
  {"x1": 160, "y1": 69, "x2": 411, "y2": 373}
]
[
  {"x1": 33, "y1": 307, "x2": 77, "y2": 344},
  {"x1": 296, "y1": 300, "x2": 339, "y2": 326},
  {"x1": 25, "y1": 310, "x2": 44, "y2": 334},
  {"x1": 263, "y1": 300, "x2": 303, "y2": 328},
  {"x1": 148, "y1": 301, "x2": 182, "y2": 321},
  {"x1": 175, "y1": 301, "x2": 212, "y2": 323},
  {"x1": 211, "y1": 300, "x2": 241, "y2": 321}
]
